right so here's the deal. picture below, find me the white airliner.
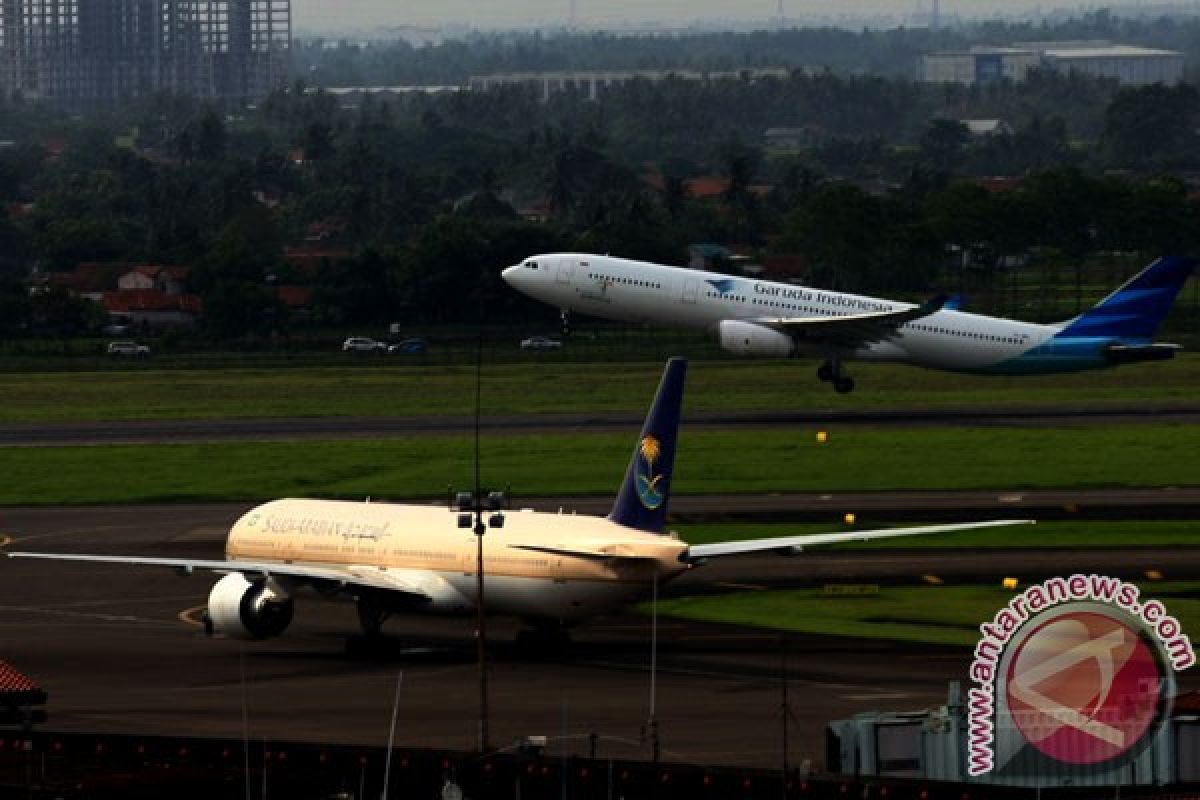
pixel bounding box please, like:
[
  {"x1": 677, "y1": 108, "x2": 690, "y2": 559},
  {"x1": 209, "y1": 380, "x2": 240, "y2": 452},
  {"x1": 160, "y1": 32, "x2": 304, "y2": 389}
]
[
  {"x1": 7, "y1": 359, "x2": 1029, "y2": 646},
  {"x1": 503, "y1": 254, "x2": 1196, "y2": 393}
]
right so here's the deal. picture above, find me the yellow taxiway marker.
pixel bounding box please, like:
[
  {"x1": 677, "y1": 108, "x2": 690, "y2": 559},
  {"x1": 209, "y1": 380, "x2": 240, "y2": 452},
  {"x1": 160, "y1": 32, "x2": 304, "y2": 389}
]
[
  {"x1": 177, "y1": 605, "x2": 208, "y2": 629},
  {"x1": 922, "y1": 574, "x2": 944, "y2": 585},
  {"x1": 1145, "y1": 569, "x2": 1164, "y2": 581}
]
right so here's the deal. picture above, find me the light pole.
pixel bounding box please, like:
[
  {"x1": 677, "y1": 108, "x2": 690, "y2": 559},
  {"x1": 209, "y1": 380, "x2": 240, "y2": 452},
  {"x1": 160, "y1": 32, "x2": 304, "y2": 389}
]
[
  {"x1": 647, "y1": 570, "x2": 660, "y2": 763},
  {"x1": 475, "y1": 507, "x2": 489, "y2": 752},
  {"x1": 455, "y1": 331, "x2": 506, "y2": 753}
]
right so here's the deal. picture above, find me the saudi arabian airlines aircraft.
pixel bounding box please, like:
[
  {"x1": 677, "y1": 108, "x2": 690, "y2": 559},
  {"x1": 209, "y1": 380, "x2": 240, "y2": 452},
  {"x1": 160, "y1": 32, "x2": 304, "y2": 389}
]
[
  {"x1": 6, "y1": 359, "x2": 1029, "y2": 647},
  {"x1": 503, "y1": 254, "x2": 1196, "y2": 393}
]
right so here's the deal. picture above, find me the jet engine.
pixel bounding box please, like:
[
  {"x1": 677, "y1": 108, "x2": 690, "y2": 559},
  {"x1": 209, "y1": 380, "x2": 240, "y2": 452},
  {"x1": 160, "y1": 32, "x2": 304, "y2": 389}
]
[
  {"x1": 717, "y1": 320, "x2": 795, "y2": 357},
  {"x1": 205, "y1": 573, "x2": 294, "y2": 640}
]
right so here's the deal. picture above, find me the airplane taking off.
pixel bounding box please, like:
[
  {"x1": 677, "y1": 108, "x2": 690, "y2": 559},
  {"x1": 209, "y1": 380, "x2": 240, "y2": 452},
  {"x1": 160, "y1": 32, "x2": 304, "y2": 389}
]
[
  {"x1": 502, "y1": 254, "x2": 1196, "y2": 393},
  {"x1": 7, "y1": 359, "x2": 1029, "y2": 647}
]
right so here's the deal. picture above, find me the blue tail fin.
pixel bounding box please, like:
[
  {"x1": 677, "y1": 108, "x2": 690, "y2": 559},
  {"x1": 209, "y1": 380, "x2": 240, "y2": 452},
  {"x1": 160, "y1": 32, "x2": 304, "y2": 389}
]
[
  {"x1": 1055, "y1": 256, "x2": 1196, "y2": 340},
  {"x1": 608, "y1": 357, "x2": 687, "y2": 533}
]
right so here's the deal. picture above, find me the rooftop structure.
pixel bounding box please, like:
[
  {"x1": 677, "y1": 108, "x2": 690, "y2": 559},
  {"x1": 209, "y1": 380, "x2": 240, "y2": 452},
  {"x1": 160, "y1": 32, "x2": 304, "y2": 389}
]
[
  {"x1": 0, "y1": 0, "x2": 291, "y2": 106},
  {"x1": 468, "y1": 67, "x2": 790, "y2": 102},
  {"x1": 920, "y1": 41, "x2": 1183, "y2": 86}
]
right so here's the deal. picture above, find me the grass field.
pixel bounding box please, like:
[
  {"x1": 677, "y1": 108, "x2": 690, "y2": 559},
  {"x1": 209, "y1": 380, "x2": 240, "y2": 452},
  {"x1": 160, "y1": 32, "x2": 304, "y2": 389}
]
[
  {"x1": 0, "y1": 354, "x2": 1198, "y2": 422},
  {"x1": 650, "y1": 582, "x2": 1200, "y2": 647},
  {"x1": 0, "y1": 423, "x2": 1196, "y2": 505}
]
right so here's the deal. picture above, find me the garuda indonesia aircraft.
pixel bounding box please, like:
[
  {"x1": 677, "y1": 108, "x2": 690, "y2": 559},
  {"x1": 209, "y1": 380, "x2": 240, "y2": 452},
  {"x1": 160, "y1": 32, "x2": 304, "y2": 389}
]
[
  {"x1": 503, "y1": 254, "x2": 1196, "y2": 393},
  {"x1": 7, "y1": 359, "x2": 1027, "y2": 647}
]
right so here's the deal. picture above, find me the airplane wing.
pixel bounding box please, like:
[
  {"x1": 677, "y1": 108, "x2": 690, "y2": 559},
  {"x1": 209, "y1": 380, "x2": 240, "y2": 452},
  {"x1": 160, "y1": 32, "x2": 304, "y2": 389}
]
[
  {"x1": 509, "y1": 544, "x2": 659, "y2": 562},
  {"x1": 684, "y1": 519, "x2": 1033, "y2": 561},
  {"x1": 5, "y1": 552, "x2": 434, "y2": 600},
  {"x1": 754, "y1": 294, "x2": 946, "y2": 349}
]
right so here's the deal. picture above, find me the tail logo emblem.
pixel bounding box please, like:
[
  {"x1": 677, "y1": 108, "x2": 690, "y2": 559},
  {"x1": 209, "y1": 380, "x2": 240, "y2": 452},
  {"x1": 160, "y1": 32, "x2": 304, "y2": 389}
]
[{"x1": 636, "y1": 435, "x2": 666, "y2": 510}]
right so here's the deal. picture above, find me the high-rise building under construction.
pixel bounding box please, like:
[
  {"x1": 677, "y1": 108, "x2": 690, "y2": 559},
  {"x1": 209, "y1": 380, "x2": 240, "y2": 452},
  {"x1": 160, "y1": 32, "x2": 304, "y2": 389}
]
[{"x1": 0, "y1": 1, "x2": 290, "y2": 106}]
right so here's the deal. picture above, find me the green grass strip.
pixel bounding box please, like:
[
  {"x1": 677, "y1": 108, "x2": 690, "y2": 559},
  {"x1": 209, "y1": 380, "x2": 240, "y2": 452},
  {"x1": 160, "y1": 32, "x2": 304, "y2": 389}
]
[
  {"x1": 0, "y1": 355, "x2": 1199, "y2": 422},
  {"x1": 651, "y1": 583, "x2": 1200, "y2": 647},
  {"x1": 0, "y1": 424, "x2": 1196, "y2": 505}
]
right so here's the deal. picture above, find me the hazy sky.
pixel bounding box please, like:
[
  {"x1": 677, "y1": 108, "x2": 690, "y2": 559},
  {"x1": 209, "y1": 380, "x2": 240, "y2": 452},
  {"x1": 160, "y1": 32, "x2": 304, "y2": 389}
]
[{"x1": 290, "y1": 0, "x2": 1050, "y2": 32}]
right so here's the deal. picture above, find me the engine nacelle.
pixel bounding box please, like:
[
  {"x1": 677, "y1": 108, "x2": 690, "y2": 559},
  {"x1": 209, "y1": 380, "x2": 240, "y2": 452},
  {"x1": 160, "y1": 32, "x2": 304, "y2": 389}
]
[
  {"x1": 717, "y1": 320, "x2": 795, "y2": 358},
  {"x1": 206, "y1": 573, "x2": 294, "y2": 640}
]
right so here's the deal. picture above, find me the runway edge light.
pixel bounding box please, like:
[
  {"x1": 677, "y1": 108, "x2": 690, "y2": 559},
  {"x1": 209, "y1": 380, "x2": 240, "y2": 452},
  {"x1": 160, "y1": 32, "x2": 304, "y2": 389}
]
[
  {"x1": 1002, "y1": 577, "x2": 1019, "y2": 590},
  {"x1": 816, "y1": 430, "x2": 829, "y2": 443},
  {"x1": 843, "y1": 512, "x2": 856, "y2": 526}
]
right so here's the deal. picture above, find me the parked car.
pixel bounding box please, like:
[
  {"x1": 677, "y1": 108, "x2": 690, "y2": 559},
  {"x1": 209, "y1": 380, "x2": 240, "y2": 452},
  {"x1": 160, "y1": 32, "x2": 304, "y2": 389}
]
[
  {"x1": 342, "y1": 337, "x2": 387, "y2": 353},
  {"x1": 388, "y1": 337, "x2": 429, "y2": 355},
  {"x1": 520, "y1": 336, "x2": 563, "y2": 351},
  {"x1": 106, "y1": 341, "x2": 150, "y2": 357}
]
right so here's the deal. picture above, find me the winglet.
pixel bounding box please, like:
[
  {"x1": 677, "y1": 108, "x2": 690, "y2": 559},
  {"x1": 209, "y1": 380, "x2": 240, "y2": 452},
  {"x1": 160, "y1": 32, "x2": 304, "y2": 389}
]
[{"x1": 608, "y1": 358, "x2": 687, "y2": 533}]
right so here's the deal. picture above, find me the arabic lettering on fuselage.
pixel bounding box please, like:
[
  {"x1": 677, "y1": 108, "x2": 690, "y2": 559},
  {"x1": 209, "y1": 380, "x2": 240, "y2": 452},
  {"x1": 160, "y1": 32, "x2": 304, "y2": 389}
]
[
  {"x1": 752, "y1": 282, "x2": 892, "y2": 313},
  {"x1": 260, "y1": 515, "x2": 390, "y2": 541}
]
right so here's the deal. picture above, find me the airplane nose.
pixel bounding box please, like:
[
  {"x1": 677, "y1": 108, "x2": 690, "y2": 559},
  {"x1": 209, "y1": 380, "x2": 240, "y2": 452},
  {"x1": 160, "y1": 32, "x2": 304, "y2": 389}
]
[{"x1": 501, "y1": 265, "x2": 520, "y2": 285}]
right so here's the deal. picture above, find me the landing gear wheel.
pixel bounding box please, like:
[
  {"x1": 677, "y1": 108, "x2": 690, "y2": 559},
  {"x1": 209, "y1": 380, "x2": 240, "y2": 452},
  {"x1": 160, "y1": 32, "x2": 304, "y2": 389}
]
[
  {"x1": 355, "y1": 595, "x2": 391, "y2": 639},
  {"x1": 834, "y1": 377, "x2": 855, "y2": 394},
  {"x1": 560, "y1": 309, "x2": 571, "y2": 338},
  {"x1": 816, "y1": 362, "x2": 834, "y2": 382},
  {"x1": 515, "y1": 626, "x2": 572, "y2": 657}
]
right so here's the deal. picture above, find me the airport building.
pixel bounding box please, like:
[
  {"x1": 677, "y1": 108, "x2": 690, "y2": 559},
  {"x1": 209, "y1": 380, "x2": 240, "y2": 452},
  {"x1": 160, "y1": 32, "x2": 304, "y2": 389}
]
[
  {"x1": 1032, "y1": 41, "x2": 1185, "y2": 86},
  {"x1": 920, "y1": 41, "x2": 1183, "y2": 86},
  {"x1": 828, "y1": 683, "x2": 1200, "y2": 788},
  {"x1": 468, "y1": 67, "x2": 790, "y2": 102},
  {"x1": 919, "y1": 46, "x2": 1042, "y2": 86},
  {"x1": 0, "y1": 0, "x2": 291, "y2": 106}
]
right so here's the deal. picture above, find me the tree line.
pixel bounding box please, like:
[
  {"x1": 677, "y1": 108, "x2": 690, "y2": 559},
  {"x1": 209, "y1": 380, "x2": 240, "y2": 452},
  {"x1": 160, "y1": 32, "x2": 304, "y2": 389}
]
[{"x1": 0, "y1": 17, "x2": 1198, "y2": 339}]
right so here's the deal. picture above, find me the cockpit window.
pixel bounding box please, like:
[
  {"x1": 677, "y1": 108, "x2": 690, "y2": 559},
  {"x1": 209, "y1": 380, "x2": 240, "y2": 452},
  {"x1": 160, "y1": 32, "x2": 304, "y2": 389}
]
[{"x1": 526, "y1": 261, "x2": 539, "y2": 269}]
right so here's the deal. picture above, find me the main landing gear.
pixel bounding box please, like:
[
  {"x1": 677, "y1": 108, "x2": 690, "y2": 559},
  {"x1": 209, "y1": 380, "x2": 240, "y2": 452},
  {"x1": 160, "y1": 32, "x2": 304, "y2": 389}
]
[
  {"x1": 345, "y1": 594, "x2": 399, "y2": 657},
  {"x1": 355, "y1": 593, "x2": 393, "y2": 639},
  {"x1": 560, "y1": 309, "x2": 571, "y2": 337},
  {"x1": 817, "y1": 360, "x2": 855, "y2": 394},
  {"x1": 515, "y1": 624, "x2": 572, "y2": 657}
]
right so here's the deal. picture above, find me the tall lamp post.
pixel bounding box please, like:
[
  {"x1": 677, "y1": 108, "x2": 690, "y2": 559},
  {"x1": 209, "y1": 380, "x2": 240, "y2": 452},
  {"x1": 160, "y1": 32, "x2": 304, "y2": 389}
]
[
  {"x1": 455, "y1": 332, "x2": 506, "y2": 752},
  {"x1": 457, "y1": 488, "x2": 506, "y2": 753}
]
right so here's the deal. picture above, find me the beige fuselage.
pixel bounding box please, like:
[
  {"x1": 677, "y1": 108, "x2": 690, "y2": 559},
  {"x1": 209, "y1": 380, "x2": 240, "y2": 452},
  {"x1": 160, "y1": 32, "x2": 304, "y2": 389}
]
[{"x1": 226, "y1": 498, "x2": 691, "y2": 623}]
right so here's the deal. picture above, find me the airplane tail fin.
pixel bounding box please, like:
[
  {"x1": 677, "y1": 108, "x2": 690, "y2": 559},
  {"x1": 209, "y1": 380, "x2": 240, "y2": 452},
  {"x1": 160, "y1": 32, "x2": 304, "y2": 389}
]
[
  {"x1": 1055, "y1": 256, "x2": 1196, "y2": 340},
  {"x1": 608, "y1": 357, "x2": 687, "y2": 533}
]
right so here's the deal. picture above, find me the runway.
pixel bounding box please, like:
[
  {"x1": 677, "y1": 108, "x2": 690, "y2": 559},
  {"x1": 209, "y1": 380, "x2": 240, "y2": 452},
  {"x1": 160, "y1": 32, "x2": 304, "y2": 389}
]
[
  {"x1": 2, "y1": 404, "x2": 1198, "y2": 445},
  {"x1": 3, "y1": 505, "x2": 1198, "y2": 770}
]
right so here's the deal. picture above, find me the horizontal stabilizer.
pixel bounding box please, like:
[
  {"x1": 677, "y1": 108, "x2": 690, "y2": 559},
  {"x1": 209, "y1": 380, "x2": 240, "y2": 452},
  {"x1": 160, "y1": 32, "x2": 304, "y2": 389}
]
[
  {"x1": 684, "y1": 519, "x2": 1034, "y2": 561},
  {"x1": 1103, "y1": 342, "x2": 1181, "y2": 364}
]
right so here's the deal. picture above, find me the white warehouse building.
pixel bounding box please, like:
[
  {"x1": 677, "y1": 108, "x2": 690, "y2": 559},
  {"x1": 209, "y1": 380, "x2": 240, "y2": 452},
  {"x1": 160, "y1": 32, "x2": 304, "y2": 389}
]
[
  {"x1": 920, "y1": 41, "x2": 1183, "y2": 86},
  {"x1": 1037, "y1": 43, "x2": 1184, "y2": 85}
]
